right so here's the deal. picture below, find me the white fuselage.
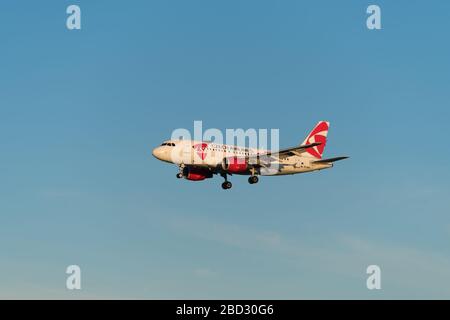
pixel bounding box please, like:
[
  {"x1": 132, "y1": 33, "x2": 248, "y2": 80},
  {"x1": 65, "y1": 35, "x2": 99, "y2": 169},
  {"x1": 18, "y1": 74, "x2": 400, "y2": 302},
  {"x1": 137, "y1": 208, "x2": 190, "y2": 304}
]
[{"x1": 152, "y1": 140, "x2": 332, "y2": 176}]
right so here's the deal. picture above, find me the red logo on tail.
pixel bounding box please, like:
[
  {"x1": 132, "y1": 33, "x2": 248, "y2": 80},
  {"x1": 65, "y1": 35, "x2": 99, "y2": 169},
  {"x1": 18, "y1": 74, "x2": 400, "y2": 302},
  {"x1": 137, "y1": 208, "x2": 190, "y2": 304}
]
[{"x1": 305, "y1": 122, "x2": 328, "y2": 159}]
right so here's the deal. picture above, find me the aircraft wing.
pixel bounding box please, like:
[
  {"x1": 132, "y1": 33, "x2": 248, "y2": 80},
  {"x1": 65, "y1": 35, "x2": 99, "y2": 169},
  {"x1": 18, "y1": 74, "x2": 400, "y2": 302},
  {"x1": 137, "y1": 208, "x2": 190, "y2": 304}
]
[
  {"x1": 242, "y1": 142, "x2": 322, "y2": 168},
  {"x1": 251, "y1": 142, "x2": 322, "y2": 163}
]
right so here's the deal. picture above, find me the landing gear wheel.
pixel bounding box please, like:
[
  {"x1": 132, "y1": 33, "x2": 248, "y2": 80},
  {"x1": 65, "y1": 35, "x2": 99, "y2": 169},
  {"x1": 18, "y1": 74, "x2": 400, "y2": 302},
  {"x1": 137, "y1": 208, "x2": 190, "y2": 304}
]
[
  {"x1": 176, "y1": 173, "x2": 183, "y2": 179},
  {"x1": 222, "y1": 181, "x2": 232, "y2": 189},
  {"x1": 248, "y1": 176, "x2": 259, "y2": 184}
]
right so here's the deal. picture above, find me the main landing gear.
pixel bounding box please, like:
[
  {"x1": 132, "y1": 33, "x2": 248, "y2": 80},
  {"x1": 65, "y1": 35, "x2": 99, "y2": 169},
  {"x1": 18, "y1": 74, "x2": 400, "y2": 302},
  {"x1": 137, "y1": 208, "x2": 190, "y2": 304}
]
[
  {"x1": 221, "y1": 173, "x2": 232, "y2": 190},
  {"x1": 248, "y1": 168, "x2": 259, "y2": 185},
  {"x1": 248, "y1": 175, "x2": 259, "y2": 184},
  {"x1": 220, "y1": 174, "x2": 259, "y2": 189},
  {"x1": 222, "y1": 181, "x2": 232, "y2": 190}
]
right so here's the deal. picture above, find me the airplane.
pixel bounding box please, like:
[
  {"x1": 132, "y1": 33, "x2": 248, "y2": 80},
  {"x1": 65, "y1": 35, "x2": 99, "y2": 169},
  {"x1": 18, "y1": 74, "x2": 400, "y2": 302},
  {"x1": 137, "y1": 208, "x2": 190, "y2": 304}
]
[{"x1": 152, "y1": 121, "x2": 348, "y2": 189}]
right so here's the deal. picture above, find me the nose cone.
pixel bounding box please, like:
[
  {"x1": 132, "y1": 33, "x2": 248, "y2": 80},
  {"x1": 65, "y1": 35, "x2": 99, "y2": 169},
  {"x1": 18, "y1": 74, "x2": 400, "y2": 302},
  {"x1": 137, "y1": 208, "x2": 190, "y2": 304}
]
[{"x1": 152, "y1": 147, "x2": 164, "y2": 160}]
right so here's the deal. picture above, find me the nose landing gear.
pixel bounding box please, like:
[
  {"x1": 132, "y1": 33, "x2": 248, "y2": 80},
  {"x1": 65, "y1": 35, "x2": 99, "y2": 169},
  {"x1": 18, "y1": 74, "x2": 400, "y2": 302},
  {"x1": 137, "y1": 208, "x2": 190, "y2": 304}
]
[{"x1": 177, "y1": 165, "x2": 185, "y2": 179}]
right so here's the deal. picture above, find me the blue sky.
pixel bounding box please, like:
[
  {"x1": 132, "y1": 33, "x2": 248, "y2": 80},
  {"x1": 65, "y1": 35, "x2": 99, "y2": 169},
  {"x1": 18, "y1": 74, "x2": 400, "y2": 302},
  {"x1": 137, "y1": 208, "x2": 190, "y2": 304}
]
[{"x1": 1, "y1": 0, "x2": 450, "y2": 299}]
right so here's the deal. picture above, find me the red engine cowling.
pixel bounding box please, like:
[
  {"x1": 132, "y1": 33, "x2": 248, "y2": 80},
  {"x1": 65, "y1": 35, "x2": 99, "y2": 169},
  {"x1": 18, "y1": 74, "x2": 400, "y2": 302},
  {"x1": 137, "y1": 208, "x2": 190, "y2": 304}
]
[
  {"x1": 222, "y1": 157, "x2": 248, "y2": 173},
  {"x1": 183, "y1": 167, "x2": 213, "y2": 181}
]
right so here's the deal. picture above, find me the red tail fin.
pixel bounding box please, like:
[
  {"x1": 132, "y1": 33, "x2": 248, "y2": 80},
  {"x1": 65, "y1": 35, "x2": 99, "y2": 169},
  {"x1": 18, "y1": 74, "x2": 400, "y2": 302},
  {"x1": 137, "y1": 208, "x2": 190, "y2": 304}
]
[{"x1": 301, "y1": 121, "x2": 329, "y2": 159}]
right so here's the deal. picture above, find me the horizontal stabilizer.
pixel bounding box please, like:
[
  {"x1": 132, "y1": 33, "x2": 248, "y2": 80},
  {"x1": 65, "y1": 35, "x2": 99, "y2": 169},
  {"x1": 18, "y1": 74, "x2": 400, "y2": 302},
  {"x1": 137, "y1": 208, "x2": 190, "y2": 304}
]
[{"x1": 313, "y1": 156, "x2": 349, "y2": 164}]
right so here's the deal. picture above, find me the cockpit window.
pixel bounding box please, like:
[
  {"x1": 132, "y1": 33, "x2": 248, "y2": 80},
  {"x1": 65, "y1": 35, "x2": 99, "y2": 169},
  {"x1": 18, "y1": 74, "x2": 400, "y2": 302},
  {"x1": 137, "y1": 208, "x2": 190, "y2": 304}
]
[{"x1": 161, "y1": 142, "x2": 176, "y2": 146}]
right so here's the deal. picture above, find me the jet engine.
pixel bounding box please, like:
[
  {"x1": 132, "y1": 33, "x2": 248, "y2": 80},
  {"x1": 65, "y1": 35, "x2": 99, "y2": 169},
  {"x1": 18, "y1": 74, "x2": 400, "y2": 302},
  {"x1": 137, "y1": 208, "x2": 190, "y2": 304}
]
[
  {"x1": 222, "y1": 157, "x2": 249, "y2": 174},
  {"x1": 182, "y1": 167, "x2": 213, "y2": 181}
]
